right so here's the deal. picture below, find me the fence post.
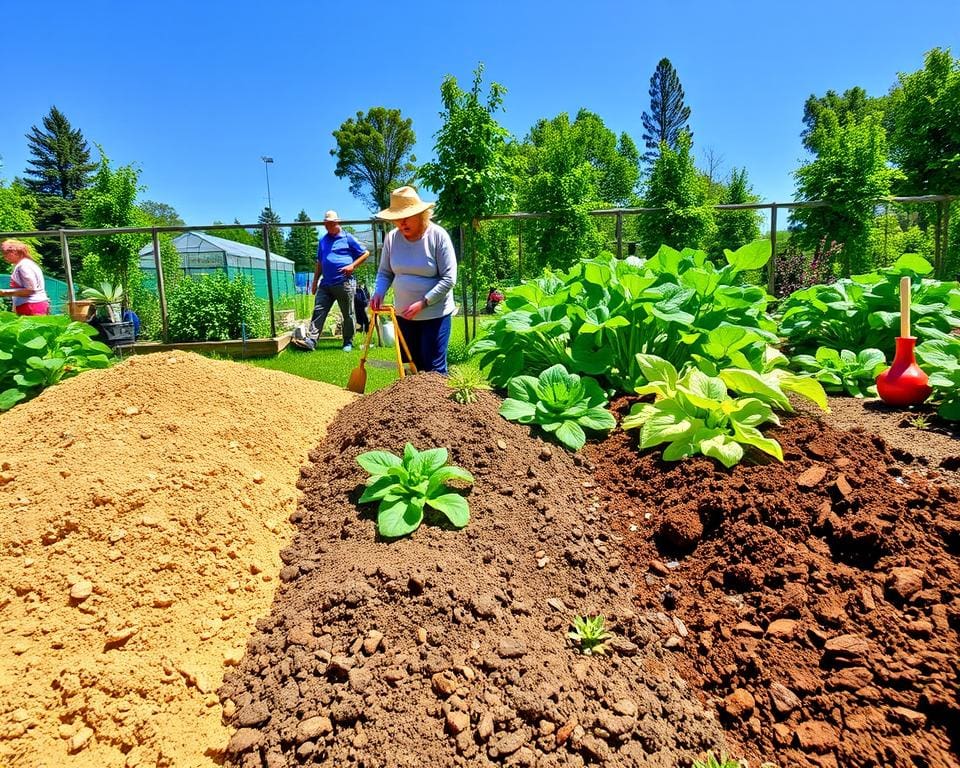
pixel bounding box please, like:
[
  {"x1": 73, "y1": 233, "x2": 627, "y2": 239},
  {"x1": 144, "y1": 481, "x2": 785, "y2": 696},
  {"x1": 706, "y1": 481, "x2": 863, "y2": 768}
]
[
  {"x1": 151, "y1": 228, "x2": 170, "y2": 343},
  {"x1": 471, "y1": 221, "x2": 478, "y2": 341},
  {"x1": 517, "y1": 218, "x2": 523, "y2": 282},
  {"x1": 60, "y1": 230, "x2": 75, "y2": 304},
  {"x1": 261, "y1": 225, "x2": 277, "y2": 339},
  {"x1": 459, "y1": 225, "x2": 469, "y2": 344},
  {"x1": 767, "y1": 204, "x2": 778, "y2": 295},
  {"x1": 616, "y1": 212, "x2": 623, "y2": 259}
]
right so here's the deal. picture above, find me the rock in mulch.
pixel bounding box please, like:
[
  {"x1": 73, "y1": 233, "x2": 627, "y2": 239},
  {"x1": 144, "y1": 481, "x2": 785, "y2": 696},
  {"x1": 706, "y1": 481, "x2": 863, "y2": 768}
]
[{"x1": 219, "y1": 374, "x2": 724, "y2": 767}]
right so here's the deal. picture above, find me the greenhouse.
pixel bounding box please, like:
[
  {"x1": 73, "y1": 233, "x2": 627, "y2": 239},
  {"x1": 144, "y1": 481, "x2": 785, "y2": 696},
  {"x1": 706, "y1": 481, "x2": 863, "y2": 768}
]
[{"x1": 137, "y1": 231, "x2": 296, "y2": 299}]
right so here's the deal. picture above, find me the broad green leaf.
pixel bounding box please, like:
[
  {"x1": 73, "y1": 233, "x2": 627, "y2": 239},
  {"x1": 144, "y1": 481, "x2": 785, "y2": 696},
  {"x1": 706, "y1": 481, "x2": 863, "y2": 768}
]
[
  {"x1": 356, "y1": 450, "x2": 403, "y2": 475},
  {"x1": 0, "y1": 388, "x2": 26, "y2": 411},
  {"x1": 377, "y1": 497, "x2": 423, "y2": 538},
  {"x1": 699, "y1": 433, "x2": 744, "y2": 468},
  {"x1": 720, "y1": 369, "x2": 791, "y2": 411},
  {"x1": 426, "y1": 466, "x2": 475, "y2": 497},
  {"x1": 731, "y1": 423, "x2": 784, "y2": 461},
  {"x1": 554, "y1": 420, "x2": 586, "y2": 451},
  {"x1": 418, "y1": 447, "x2": 449, "y2": 475},
  {"x1": 777, "y1": 372, "x2": 829, "y2": 411},
  {"x1": 892, "y1": 253, "x2": 933, "y2": 276},
  {"x1": 359, "y1": 474, "x2": 399, "y2": 503},
  {"x1": 577, "y1": 407, "x2": 616, "y2": 433},
  {"x1": 426, "y1": 493, "x2": 470, "y2": 527},
  {"x1": 724, "y1": 239, "x2": 771, "y2": 271},
  {"x1": 499, "y1": 398, "x2": 537, "y2": 422}
]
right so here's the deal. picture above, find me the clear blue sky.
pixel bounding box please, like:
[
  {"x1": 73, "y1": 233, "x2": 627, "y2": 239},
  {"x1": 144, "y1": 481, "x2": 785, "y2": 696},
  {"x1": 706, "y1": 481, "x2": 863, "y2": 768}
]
[{"x1": 2, "y1": 0, "x2": 958, "y2": 228}]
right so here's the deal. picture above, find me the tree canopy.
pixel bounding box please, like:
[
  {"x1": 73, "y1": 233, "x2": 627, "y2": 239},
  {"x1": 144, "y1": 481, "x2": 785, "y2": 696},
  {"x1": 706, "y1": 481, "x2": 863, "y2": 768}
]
[
  {"x1": 285, "y1": 210, "x2": 319, "y2": 272},
  {"x1": 419, "y1": 63, "x2": 514, "y2": 228},
  {"x1": 331, "y1": 107, "x2": 417, "y2": 212},
  {"x1": 23, "y1": 106, "x2": 97, "y2": 199}
]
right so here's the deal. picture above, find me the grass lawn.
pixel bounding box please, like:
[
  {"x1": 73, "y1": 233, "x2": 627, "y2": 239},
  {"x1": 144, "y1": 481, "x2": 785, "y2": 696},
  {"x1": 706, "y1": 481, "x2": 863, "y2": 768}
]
[{"x1": 244, "y1": 314, "x2": 495, "y2": 394}]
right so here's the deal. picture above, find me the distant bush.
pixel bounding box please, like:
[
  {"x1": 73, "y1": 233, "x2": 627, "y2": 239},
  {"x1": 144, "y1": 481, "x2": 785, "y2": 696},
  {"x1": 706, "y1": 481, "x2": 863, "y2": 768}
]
[{"x1": 167, "y1": 273, "x2": 269, "y2": 342}]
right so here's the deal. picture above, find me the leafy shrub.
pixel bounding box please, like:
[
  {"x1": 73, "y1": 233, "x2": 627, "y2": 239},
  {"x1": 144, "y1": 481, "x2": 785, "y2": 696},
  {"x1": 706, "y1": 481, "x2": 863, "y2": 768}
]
[
  {"x1": 917, "y1": 331, "x2": 960, "y2": 421},
  {"x1": 779, "y1": 254, "x2": 960, "y2": 359},
  {"x1": 791, "y1": 347, "x2": 886, "y2": 397},
  {"x1": 0, "y1": 312, "x2": 113, "y2": 411},
  {"x1": 499, "y1": 364, "x2": 616, "y2": 451},
  {"x1": 356, "y1": 443, "x2": 474, "y2": 538},
  {"x1": 472, "y1": 241, "x2": 779, "y2": 394},
  {"x1": 166, "y1": 273, "x2": 269, "y2": 342}
]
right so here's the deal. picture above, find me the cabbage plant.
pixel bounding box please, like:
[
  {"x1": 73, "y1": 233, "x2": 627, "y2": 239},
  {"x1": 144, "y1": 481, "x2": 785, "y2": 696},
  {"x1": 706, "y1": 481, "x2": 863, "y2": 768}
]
[
  {"x1": 791, "y1": 347, "x2": 886, "y2": 397},
  {"x1": 499, "y1": 364, "x2": 616, "y2": 451},
  {"x1": 356, "y1": 444, "x2": 474, "y2": 538}
]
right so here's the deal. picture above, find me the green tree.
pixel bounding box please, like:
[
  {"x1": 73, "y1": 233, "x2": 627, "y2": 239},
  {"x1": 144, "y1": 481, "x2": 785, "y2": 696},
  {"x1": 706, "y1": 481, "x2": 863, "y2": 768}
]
[
  {"x1": 710, "y1": 167, "x2": 761, "y2": 258},
  {"x1": 138, "y1": 200, "x2": 185, "y2": 227},
  {"x1": 419, "y1": 63, "x2": 514, "y2": 228},
  {"x1": 257, "y1": 207, "x2": 285, "y2": 256},
  {"x1": 886, "y1": 48, "x2": 960, "y2": 276},
  {"x1": 0, "y1": 180, "x2": 38, "y2": 238},
  {"x1": 801, "y1": 87, "x2": 882, "y2": 153},
  {"x1": 211, "y1": 219, "x2": 260, "y2": 247},
  {"x1": 331, "y1": 107, "x2": 417, "y2": 212},
  {"x1": 641, "y1": 58, "x2": 692, "y2": 165},
  {"x1": 518, "y1": 110, "x2": 638, "y2": 269},
  {"x1": 23, "y1": 106, "x2": 97, "y2": 198},
  {"x1": 637, "y1": 132, "x2": 711, "y2": 253},
  {"x1": 285, "y1": 210, "x2": 319, "y2": 272},
  {"x1": 21, "y1": 106, "x2": 98, "y2": 267},
  {"x1": 77, "y1": 151, "x2": 148, "y2": 296},
  {"x1": 792, "y1": 110, "x2": 901, "y2": 276}
]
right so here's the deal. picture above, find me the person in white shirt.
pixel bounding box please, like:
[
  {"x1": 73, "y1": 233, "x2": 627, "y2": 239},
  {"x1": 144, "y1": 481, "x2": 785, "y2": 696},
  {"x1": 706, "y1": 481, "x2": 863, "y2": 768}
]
[
  {"x1": 371, "y1": 187, "x2": 457, "y2": 373},
  {"x1": 1, "y1": 239, "x2": 49, "y2": 315}
]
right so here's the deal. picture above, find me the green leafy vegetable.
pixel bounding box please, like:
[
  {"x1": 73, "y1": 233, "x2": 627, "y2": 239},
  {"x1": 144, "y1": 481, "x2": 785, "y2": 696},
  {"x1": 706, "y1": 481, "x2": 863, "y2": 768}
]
[
  {"x1": 499, "y1": 364, "x2": 616, "y2": 451},
  {"x1": 791, "y1": 347, "x2": 886, "y2": 397},
  {"x1": 917, "y1": 332, "x2": 960, "y2": 421},
  {"x1": 355, "y1": 443, "x2": 474, "y2": 538},
  {"x1": 0, "y1": 312, "x2": 114, "y2": 411},
  {"x1": 622, "y1": 354, "x2": 784, "y2": 468}
]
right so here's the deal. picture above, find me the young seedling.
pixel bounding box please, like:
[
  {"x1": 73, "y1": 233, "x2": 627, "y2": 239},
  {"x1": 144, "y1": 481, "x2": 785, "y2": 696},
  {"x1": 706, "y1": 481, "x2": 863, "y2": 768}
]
[
  {"x1": 691, "y1": 752, "x2": 742, "y2": 768},
  {"x1": 446, "y1": 364, "x2": 492, "y2": 405},
  {"x1": 567, "y1": 615, "x2": 612, "y2": 656},
  {"x1": 908, "y1": 413, "x2": 930, "y2": 430}
]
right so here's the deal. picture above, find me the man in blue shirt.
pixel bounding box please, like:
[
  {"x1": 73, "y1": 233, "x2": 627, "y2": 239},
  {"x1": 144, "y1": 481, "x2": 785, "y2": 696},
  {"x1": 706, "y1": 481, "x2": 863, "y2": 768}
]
[{"x1": 294, "y1": 210, "x2": 369, "y2": 351}]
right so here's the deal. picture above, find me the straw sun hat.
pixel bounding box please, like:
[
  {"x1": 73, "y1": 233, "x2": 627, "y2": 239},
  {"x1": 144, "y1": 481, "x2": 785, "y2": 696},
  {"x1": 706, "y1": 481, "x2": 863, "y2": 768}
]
[
  {"x1": 376, "y1": 186, "x2": 435, "y2": 220},
  {"x1": 322, "y1": 210, "x2": 340, "y2": 222}
]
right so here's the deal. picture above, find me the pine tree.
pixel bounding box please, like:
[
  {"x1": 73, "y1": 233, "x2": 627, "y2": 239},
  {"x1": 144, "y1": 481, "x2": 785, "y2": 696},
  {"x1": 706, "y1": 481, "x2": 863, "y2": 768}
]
[
  {"x1": 257, "y1": 207, "x2": 285, "y2": 256},
  {"x1": 641, "y1": 58, "x2": 692, "y2": 164},
  {"x1": 285, "y1": 210, "x2": 319, "y2": 272},
  {"x1": 23, "y1": 106, "x2": 96, "y2": 198}
]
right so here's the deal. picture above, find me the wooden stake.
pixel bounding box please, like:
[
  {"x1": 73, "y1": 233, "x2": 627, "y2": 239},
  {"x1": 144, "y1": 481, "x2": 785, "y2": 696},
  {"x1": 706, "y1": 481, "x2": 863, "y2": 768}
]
[{"x1": 900, "y1": 275, "x2": 911, "y2": 338}]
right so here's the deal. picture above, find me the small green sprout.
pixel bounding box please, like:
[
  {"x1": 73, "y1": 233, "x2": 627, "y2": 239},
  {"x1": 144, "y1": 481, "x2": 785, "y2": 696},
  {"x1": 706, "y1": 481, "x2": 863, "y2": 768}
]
[
  {"x1": 567, "y1": 615, "x2": 612, "y2": 655},
  {"x1": 908, "y1": 413, "x2": 930, "y2": 430},
  {"x1": 447, "y1": 364, "x2": 492, "y2": 405},
  {"x1": 691, "y1": 752, "x2": 741, "y2": 768}
]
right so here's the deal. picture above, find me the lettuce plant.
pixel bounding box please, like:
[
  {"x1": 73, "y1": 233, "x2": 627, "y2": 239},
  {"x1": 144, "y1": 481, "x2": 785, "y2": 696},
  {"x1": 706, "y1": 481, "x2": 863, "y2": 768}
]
[
  {"x1": 356, "y1": 444, "x2": 474, "y2": 538},
  {"x1": 917, "y1": 331, "x2": 960, "y2": 421},
  {"x1": 0, "y1": 312, "x2": 114, "y2": 411},
  {"x1": 622, "y1": 354, "x2": 785, "y2": 468},
  {"x1": 791, "y1": 347, "x2": 886, "y2": 397},
  {"x1": 568, "y1": 615, "x2": 612, "y2": 656},
  {"x1": 499, "y1": 364, "x2": 616, "y2": 451}
]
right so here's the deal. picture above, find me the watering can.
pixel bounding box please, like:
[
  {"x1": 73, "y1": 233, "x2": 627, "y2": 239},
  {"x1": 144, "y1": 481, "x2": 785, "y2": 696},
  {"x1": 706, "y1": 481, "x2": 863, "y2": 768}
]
[{"x1": 875, "y1": 276, "x2": 932, "y2": 406}]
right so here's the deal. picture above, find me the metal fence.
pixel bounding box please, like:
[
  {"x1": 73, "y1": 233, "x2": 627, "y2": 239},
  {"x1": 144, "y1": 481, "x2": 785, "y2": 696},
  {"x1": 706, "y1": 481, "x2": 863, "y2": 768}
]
[{"x1": 2, "y1": 193, "x2": 954, "y2": 345}]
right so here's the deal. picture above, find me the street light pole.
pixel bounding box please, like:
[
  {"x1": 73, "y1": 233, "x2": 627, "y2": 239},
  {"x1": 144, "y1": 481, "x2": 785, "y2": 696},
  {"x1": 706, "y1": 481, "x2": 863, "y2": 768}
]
[{"x1": 261, "y1": 156, "x2": 274, "y2": 213}]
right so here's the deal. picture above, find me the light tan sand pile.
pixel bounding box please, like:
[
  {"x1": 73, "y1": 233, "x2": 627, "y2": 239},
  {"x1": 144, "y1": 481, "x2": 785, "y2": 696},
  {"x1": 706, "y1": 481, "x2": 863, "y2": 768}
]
[{"x1": 0, "y1": 352, "x2": 354, "y2": 767}]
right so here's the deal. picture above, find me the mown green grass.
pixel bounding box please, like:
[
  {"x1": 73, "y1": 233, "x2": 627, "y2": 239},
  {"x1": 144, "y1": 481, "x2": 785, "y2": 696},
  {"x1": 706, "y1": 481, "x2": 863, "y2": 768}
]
[{"x1": 243, "y1": 314, "x2": 496, "y2": 394}]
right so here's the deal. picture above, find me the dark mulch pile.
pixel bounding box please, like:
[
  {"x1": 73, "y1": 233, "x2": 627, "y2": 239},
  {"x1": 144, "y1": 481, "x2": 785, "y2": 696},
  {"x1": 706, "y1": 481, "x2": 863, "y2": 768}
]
[
  {"x1": 219, "y1": 374, "x2": 724, "y2": 767},
  {"x1": 586, "y1": 396, "x2": 960, "y2": 768}
]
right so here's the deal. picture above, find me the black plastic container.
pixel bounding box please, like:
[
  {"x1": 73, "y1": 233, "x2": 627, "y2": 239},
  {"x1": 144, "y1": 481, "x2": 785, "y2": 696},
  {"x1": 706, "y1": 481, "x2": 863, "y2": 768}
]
[{"x1": 90, "y1": 318, "x2": 135, "y2": 349}]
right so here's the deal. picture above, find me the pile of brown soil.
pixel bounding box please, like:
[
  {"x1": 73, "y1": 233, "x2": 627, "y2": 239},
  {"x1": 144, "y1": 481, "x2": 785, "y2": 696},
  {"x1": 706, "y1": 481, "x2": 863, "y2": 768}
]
[
  {"x1": 218, "y1": 374, "x2": 725, "y2": 767},
  {"x1": 0, "y1": 353, "x2": 354, "y2": 768},
  {"x1": 587, "y1": 397, "x2": 960, "y2": 768}
]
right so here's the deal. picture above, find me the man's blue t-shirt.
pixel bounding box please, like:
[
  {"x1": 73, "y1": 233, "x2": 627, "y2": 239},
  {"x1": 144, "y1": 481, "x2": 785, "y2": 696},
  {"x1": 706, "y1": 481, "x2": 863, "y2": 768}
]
[{"x1": 318, "y1": 232, "x2": 366, "y2": 286}]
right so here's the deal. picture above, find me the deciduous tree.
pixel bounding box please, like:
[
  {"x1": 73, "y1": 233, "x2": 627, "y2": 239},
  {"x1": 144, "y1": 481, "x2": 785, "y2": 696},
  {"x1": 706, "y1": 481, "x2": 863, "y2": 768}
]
[
  {"x1": 331, "y1": 107, "x2": 417, "y2": 212},
  {"x1": 641, "y1": 58, "x2": 692, "y2": 164},
  {"x1": 886, "y1": 47, "x2": 960, "y2": 276},
  {"x1": 711, "y1": 167, "x2": 761, "y2": 259},
  {"x1": 637, "y1": 132, "x2": 711, "y2": 253}
]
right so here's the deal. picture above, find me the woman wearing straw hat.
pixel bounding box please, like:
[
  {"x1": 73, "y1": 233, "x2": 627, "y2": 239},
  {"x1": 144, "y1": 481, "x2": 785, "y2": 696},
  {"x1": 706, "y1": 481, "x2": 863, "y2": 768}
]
[
  {"x1": 1, "y1": 239, "x2": 49, "y2": 315},
  {"x1": 371, "y1": 186, "x2": 457, "y2": 373}
]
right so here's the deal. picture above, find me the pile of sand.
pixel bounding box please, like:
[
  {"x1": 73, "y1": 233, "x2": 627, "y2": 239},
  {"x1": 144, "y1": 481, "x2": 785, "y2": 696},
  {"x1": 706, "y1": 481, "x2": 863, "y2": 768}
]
[{"x1": 0, "y1": 353, "x2": 354, "y2": 768}]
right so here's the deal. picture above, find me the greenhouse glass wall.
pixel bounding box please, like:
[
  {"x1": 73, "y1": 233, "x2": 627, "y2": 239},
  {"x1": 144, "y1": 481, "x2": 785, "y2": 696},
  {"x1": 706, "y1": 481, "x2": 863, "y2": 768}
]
[{"x1": 137, "y1": 232, "x2": 296, "y2": 299}]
